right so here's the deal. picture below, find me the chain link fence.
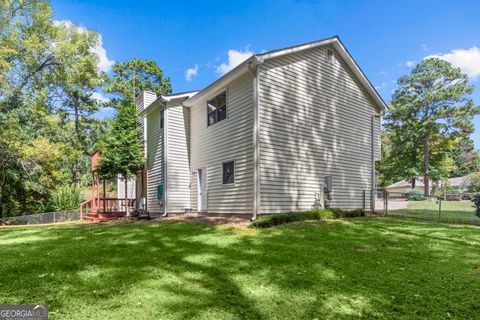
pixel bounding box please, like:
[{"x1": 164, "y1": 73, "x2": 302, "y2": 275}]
[
  {"x1": 364, "y1": 189, "x2": 479, "y2": 226},
  {"x1": 0, "y1": 210, "x2": 81, "y2": 226}
]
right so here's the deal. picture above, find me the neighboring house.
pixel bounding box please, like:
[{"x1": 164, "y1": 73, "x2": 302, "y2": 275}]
[
  {"x1": 137, "y1": 36, "x2": 386, "y2": 218},
  {"x1": 386, "y1": 178, "x2": 432, "y2": 195},
  {"x1": 386, "y1": 176, "x2": 469, "y2": 195},
  {"x1": 446, "y1": 176, "x2": 469, "y2": 193}
]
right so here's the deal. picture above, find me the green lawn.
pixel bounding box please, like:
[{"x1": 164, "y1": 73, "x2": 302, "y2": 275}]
[
  {"x1": 1, "y1": 218, "x2": 479, "y2": 319},
  {"x1": 389, "y1": 200, "x2": 479, "y2": 225}
]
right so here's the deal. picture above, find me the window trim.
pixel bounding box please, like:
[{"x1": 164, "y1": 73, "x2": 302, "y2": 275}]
[
  {"x1": 221, "y1": 160, "x2": 235, "y2": 186},
  {"x1": 206, "y1": 90, "x2": 227, "y2": 127},
  {"x1": 326, "y1": 48, "x2": 334, "y2": 62}
]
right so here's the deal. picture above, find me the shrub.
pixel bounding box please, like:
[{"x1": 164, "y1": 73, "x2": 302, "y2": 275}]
[
  {"x1": 330, "y1": 208, "x2": 365, "y2": 218},
  {"x1": 473, "y1": 193, "x2": 480, "y2": 218},
  {"x1": 251, "y1": 208, "x2": 364, "y2": 228},
  {"x1": 50, "y1": 185, "x2": 81, "y2": 211},
  {"x1": 408, "y1": 189, "x2": 425, "y2": 201}
]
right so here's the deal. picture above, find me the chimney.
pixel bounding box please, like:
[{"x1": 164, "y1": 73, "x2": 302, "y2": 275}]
[{"x1": 136, "y1": 91, "x2": 157, "y2": 142}]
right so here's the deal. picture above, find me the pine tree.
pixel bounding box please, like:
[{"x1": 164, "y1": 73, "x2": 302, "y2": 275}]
[
  {"x1": 384, "y1": 58, "x2": 480, "y2": 195},
  {"x1": 96, "y1": 100, "x2": 144, "y2": 216}
]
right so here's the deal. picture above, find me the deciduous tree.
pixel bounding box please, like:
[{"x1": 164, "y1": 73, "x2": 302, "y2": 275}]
[{"x1": 0, "y1": 0, "x2": 105, "y2": 217}]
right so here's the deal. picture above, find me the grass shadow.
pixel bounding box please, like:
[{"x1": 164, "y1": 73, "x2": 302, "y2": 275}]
[{"x1": 0, "y1": 218, "x2": 479, "y2": 319}]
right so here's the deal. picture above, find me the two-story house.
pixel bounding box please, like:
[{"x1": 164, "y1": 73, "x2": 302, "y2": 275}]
[{"x1": 137, "y1": 36, "x2": 385, "y2": 220}]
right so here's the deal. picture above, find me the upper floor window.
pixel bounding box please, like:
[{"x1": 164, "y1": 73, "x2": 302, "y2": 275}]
[
  {"x1": 326, "y1": 48, "x2": 334, "y2": 62},
  {"x1": 207, "y1": 91, "x2": 227, "y2": 126}
]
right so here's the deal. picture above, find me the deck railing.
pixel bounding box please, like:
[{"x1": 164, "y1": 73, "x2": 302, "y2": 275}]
[
  {"x1": 80, "y1": 199, "x2": 94, "y2": 219},
  {"x1": 80, "y1": 198, "x2": 135, "y2": 219},
  {"x1": 97, "y1": 198, "x2": 135, "y2": 213}
]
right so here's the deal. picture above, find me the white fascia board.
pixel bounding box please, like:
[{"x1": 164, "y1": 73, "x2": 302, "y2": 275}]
[
  {"x1": 258, "y1": 37, "x2": 338, "y2": 60},
  {"x1": 183, "y1": 56, "x2": 261, "y2": 107},
  {"x1": 138, "y1": 98, "x2": 165, "y2": 117},
  {"x1": 258, "y1": 37, "x2": 387, "y2": 113},
  {"x1": 183, "y1": 36, "x2": 387, "y2": 112},
  {"x1": 330, "y1": 40, "x2": 388, "y2": 113},
  {"x1": 162, "y1": 91, "x2": 199, "y2": 102}
]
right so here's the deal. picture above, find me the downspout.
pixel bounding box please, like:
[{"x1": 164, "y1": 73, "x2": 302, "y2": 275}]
[
  {"x1": 248, "y1": 57, "x2": 263, "y2": 221},
  {"x1": 143, "y1": 112, "x2": 148, "y2": 212},
  {"x1": 163, "y1": 105, "x2": 169, "y2": 217},
  {"x1": 371, "y1": 115, "x2": 380, "y2": 212}
]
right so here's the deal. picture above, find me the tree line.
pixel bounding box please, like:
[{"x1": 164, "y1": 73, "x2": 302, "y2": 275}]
[{"x1": 0, "y1": 0, "x2": 171, "y2": 218}]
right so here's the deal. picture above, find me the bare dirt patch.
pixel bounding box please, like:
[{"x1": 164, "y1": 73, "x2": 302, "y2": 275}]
[{"x1": 152, "y1": 213, "x2": 251, "y2": 228}]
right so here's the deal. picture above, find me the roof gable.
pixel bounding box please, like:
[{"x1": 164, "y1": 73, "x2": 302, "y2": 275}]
[{"x1": 184, "y1": 36, "x2": 387, "y2": 112}]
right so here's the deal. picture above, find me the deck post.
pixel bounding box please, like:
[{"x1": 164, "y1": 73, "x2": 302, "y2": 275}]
[
  {"x1": 97, "y1": 173, "x2": 100, "y2": 212},
  {"x1": 91, "y1": 173, "x2": 95, "y2": 213},
  {"x1": 103, "y1": 179, "x2": 106, "y2": 214}
]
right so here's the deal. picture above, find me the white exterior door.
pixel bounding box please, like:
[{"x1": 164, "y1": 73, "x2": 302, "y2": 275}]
[{"x1": 197, "y1": 169, "x2": 207, "y2": 212}]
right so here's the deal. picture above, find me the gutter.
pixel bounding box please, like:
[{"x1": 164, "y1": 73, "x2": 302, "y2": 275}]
[{"x1": 248, "y1": 57, "x2": 264, "y2": 221}]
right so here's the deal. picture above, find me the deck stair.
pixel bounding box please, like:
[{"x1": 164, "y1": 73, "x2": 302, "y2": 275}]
[{"x1": 80, "y1": 151, "x2": 134, "y2": 223}]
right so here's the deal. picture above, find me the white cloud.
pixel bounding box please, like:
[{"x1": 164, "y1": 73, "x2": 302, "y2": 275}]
[
  {"x1": 53, "y1": 20, "x2": 114, "y2": 73},
  {"x1": 426, "y1": 47, "x2": 480, "y2": 79},
  {"x1": 405, "y1": 60, "x2": 415, "y2": 67},
  {"x1": 91, "y1": 34, "x2": 114, "y2": 72},
  {"x1": 216, "y1": 49, "x2": 254, "y2": 75},
  {"x1": 53, "y1": 20, "x2": 87, "y2": 33},
  {"x1": 185, "y1": 64, "x2": 198, "y2": 81},
  {"x1": 421, "y1": 44, "x2": 429, "y2": 51},
  {"x1": 91, "y1": 92, "x2": 110, "y2": 103},
  {"x1": 375, "y1": 82, "x2": 388, "y2": 90}
]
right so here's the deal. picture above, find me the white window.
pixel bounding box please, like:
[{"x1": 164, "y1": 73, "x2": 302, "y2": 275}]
[{"x1": 207, "y1": 91, "x2": 227, "y2": 126}]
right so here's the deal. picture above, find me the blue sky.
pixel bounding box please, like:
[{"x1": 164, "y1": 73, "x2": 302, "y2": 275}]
[{"x1": 51, "y1": 0, "x2": 480, "y2": 148}]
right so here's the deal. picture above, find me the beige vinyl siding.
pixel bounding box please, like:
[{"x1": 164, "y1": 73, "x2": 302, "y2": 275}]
[
  {"x1": 136, "y1": 93, "x2": 157, "y2": 208},
  {"x1": 146, "y1": 109, "x2": 164, "y2": 213},
  {"x1": 166, "y1": 101, "x2": 191, "y2": 213},
  {"x1": 374, "y1": 116, "x2": 381, "y2": 161},
  {"x1": 258, "y1": 46, "x2": 379, "y2": 213},
  {"x1": 136, "y1": 92, "x2": 157, "y2": 142},
  {"x1": 189, "y1": 72, "x2": 254, "y2": 214}
]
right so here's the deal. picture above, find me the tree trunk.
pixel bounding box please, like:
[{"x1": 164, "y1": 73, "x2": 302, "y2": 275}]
[
  {"x1": 410, "y1": 146, "x2": 417, "y2": 189},
  {"x1": 71, "y1": 161, "x2": 77, "y2": 185},
  {"x1": 0, "y1": 165, "x2": 5, "y2": 220},
  {"x1": 423, "y1": 135, "x2": 430, "y2": 196},
  {"x1": 124, "y1": 174, "x2": 130, "y2": 217},
  {"x1": 72, "y1": 105, "x2": 80, "y2": 184}
]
